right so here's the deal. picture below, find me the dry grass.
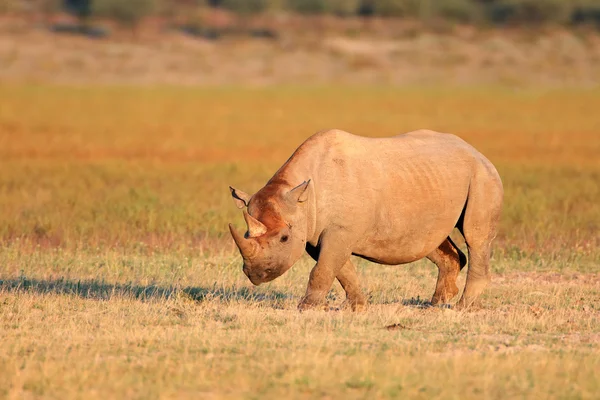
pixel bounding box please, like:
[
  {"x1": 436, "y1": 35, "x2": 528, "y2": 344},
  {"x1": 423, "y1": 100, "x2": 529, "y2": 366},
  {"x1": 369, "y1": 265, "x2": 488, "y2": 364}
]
[
  {"x1": 1, "y1": 253, "x2": 599, "y2": 399},
  {"x1": 0, "y1": 85, "x2": 598, "y2": 259},
  {"x1": 0, "y1": 85, "x2": 599, "y2": 398}
]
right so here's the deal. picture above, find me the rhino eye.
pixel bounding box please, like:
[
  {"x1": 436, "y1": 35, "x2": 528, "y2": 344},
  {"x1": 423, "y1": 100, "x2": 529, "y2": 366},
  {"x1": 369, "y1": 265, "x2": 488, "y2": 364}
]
[{"x1": 280, "y1": 235, "x2": 289, "y2": 243}]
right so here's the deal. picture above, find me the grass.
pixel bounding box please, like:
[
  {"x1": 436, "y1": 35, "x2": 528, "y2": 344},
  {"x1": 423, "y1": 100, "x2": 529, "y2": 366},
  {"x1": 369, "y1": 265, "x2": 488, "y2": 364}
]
[
  {"x1": 1, "y1": 254, "x2": 599, "y2": 399},
  {"x1": 0, "y1": 85, "x2": 599, "y2": 398}
]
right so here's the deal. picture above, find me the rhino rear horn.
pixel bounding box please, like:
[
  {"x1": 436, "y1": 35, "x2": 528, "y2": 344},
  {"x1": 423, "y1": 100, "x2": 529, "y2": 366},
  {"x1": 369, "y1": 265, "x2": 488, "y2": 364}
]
[{"x1": 243, "y1": 210, "x2": 267, "y2": 237}]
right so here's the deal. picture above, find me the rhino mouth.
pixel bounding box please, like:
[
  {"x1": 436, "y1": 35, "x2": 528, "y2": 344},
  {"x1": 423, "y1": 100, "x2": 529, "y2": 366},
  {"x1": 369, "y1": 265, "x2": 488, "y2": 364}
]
[
  {"x1": 247, "y1": 275, "x2": 264, "y2": 286},
  {"x1": 244, "y1": 267, "x2": 279, "y2": 286}
]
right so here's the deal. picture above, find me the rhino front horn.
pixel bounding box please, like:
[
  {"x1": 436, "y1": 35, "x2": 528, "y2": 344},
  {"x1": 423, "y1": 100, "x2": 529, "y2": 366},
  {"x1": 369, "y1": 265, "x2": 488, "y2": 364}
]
[{"x1": 229, "y1": 223, "x2": 258, "y2": 258}]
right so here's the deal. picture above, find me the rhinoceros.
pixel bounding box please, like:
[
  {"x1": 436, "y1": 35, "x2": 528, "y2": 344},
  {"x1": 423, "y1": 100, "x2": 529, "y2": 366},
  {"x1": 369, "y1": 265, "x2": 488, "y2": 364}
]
[{"x1": 228, "y1": 129, "x2": 503, "y2": 311}]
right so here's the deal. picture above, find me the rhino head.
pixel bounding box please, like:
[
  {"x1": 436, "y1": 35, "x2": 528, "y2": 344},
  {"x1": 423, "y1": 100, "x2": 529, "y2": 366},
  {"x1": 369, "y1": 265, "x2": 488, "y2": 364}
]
[{"x1": 228, "y1": 180, "x2": 311, "y2": 286}]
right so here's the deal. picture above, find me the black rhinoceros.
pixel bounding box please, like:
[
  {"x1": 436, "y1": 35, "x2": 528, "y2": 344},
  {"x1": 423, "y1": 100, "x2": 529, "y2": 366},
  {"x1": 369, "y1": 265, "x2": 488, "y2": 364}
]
[{"x1": 229, "y1": 129, "x2": 503, "y2": 311}]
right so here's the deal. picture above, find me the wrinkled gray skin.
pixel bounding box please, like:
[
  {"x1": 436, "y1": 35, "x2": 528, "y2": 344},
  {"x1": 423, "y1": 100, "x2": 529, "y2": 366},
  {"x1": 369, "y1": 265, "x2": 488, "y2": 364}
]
[{"x1": 229, "y1": 129, "x2": 503, "y2": 311}]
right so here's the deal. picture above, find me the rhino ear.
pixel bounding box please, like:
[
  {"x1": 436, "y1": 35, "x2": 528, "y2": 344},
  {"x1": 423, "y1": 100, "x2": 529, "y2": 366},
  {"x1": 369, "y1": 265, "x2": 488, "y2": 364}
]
[
  {"x1": 230, "y1": 186, "x2": 251, "y2": 209},
  {"x1": 288, "y1": 180, "x2": 311, "y2": 204}
]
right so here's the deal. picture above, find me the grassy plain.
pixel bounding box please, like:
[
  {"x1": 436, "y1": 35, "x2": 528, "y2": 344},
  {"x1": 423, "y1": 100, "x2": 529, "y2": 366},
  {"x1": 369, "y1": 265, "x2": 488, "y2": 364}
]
[{"x1": 0, "y1": 85, "x2": 599, "y2": 399}]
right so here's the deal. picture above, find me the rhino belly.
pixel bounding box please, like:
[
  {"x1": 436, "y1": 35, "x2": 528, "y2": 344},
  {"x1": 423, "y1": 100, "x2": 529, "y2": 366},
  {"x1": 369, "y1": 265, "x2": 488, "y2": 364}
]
[
  {"x1": 353, "y1": 229, "x2": 454, "y2": 265},
  {"x1": 352, "y1": 199, "x2": 465, "y2": 265}
]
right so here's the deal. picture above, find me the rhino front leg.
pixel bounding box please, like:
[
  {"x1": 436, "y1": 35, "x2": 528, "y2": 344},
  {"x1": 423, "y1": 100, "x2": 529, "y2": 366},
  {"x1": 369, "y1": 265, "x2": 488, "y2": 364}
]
[
  {"x1": 337, "y1": 260, "x2": 367, "y2": 311},
  {"x1": 305, "y1": 243, "x2": 366, "y2": 311},
  {"x1": 299, "y1": 245, "x2": 350, "y2": 311}
]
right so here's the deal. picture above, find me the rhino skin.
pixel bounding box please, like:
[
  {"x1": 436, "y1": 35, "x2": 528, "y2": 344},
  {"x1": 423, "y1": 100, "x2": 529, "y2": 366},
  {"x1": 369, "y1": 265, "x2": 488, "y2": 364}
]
[{"x1": 229, "y1": 129, "x2": 503, "y2": 311}]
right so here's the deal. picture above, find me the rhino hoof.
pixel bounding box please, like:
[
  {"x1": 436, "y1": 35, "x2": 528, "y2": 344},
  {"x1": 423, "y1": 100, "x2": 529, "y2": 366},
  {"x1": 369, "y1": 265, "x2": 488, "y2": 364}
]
[
  {"x1": 297, "y1": 300, "x2": 326, "y2": 312},
  {"x1": 341, "y1": 298, "x2": 367, "y2": 312}
]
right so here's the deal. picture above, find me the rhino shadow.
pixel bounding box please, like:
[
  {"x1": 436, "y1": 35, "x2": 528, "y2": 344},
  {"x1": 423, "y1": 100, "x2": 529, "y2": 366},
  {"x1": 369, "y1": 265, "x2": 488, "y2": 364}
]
[
  {"x1": 0, "y1": 276, "x2": 292, "y2": 304},
  {"x1": 401, "y1": 296, "x2": 453, "y2": 309}
]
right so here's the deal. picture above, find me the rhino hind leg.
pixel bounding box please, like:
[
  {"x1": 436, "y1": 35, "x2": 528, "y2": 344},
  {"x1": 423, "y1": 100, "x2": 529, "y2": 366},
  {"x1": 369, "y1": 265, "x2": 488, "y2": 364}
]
[
  {"x1": 455, "y1": 174, "x2": 503, "y2": 310},
  {"x1": 428, "y1": 237, "x2": 467, "y2": 306}
]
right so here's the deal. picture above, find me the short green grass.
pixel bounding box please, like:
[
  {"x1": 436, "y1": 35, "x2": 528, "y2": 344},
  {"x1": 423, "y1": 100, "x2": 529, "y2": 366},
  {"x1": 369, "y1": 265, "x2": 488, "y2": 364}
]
[{"x1": 0, "y1": 85, "x2": 599, "y2": 399}]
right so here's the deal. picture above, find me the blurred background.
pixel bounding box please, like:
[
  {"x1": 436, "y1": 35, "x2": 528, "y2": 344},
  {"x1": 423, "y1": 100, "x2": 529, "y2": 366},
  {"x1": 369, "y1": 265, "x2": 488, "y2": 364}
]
[
  {"x1": 0, "y1": 0, "x2": 598, "y2": 264},
  {"x1": 2, "y1": 0, "x2": 600, "y2": 85}
]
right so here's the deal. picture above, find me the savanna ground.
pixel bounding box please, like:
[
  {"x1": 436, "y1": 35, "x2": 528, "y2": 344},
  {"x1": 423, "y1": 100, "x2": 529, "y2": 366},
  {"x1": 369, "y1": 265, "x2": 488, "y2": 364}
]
[
  {"x1": 0, "y1": 82, "x2": 599, "y2": 398},
  {"x1": 0, "y1": 84, "x2": 600, "y2": 399}
]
